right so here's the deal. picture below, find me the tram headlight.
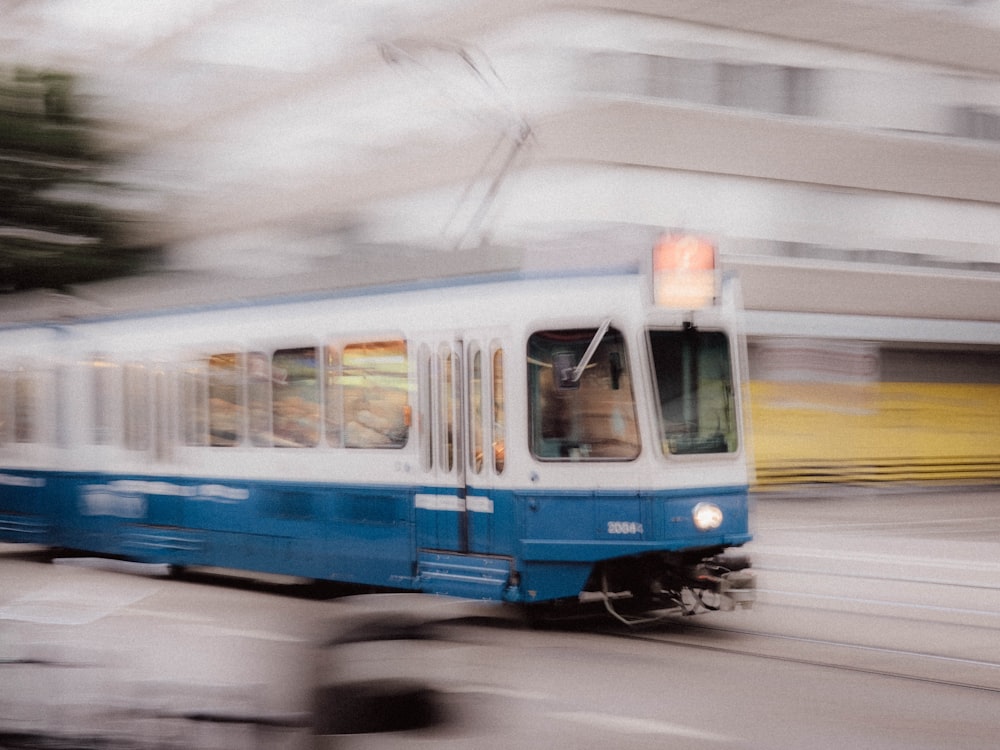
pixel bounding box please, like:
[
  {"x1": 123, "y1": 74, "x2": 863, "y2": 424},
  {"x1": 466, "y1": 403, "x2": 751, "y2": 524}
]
[{"x1": 692, "y1": 502, "x2": 724, "y2": 531}]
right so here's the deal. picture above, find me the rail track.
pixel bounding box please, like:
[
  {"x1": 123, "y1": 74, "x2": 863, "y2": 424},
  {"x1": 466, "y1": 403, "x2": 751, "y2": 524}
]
[{"x1": 611, "y1": 617, "x2": 1000, "y2": 693}]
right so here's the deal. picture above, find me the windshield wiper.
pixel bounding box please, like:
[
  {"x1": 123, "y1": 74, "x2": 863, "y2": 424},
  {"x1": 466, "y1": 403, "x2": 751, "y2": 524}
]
[{"x1": 565, "y1": 318, "x2": 611, "y2": 385}]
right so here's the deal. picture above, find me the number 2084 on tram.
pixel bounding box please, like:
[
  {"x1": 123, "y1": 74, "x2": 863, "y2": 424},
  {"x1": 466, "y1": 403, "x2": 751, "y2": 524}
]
[{"x1": 0, "y1": 235, "x2": 755, "y2": 622}]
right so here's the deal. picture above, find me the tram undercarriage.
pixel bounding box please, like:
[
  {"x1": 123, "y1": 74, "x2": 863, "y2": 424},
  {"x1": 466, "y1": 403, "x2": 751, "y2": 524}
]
[{"x1": 580, "y1": 549, "x2": 756, "y2": 625}]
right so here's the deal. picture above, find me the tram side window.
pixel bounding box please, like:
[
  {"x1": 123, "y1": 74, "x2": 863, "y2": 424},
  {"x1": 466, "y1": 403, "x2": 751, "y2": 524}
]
[
  {"x1": 0, "y1": 373, "x2": 11, "y2": 445},
  {"x1": 14, "y1": 370, "x2": 37, "y2": 443},
  {"x1": 151, "y1": 366, "x2": 172, "y2": 462},
  {"x1": 469, "y1": 347, "x2": 484, "y2": 474},
  {"x1": 417, "y1": 343, "x2": 432, "y2": 469},
  {"x1": 527, "y1": 327, "x2": 640, "y2": 460},
  {"x1": 438, "y1": 345, "x2": 455, "y2": 471},
  {"x1": 648, "y1": 329, "x2": 738, "y2": 454},
  {"x1": 340, "y1": 339, "x2": 409, "y2": 449},
  {"x1": 272, "y1": 347, "x2": 319, "y2": 448},
  {"x1": 247, "y1": 352, "x2": 272, "y2": 446},
  {"x1": 492, "y1": 347, "x2": 505, "y2": 474},
  {"x1": 123, "y1": 363, "x2": 149, "y2": 451},
  {"x1": 182, "y1": 362, "x2": 208, "y2": 446},
  {"x1": 208, "y1": 353, "x2": 244, "y2": 447},
  {"x1": 91, "y1": 356, "x2": 116, "y2": 445},
  {"x1": 325, "y1": 346, "x2": 343, "y2": 447}
]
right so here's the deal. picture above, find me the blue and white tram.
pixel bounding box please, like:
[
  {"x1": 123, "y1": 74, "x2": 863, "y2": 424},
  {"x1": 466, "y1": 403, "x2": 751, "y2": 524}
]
[{"x1": 0, "y1": 237, "x2": 754, "y2": 619}]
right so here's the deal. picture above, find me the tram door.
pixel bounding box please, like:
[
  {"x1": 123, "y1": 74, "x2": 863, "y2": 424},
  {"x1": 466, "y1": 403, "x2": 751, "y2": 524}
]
[{"x1": 415, "y1": 340, "x2": 468, "y2": 554}]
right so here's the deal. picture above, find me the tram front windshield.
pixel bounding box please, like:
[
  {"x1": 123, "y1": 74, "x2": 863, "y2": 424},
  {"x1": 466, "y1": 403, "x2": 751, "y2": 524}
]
[
  {"x1": 648, "y1": 329, "x2": 738, "y2": 455},
  {"x1": 527, "y1": 327, "x2": 640, "y2": 460}
]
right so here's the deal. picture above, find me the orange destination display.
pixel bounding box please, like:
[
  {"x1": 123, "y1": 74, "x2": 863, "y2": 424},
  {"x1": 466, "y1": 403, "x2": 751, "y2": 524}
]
[{"x1": 652, "y1": 233, "x2": 717, "y2": 309}]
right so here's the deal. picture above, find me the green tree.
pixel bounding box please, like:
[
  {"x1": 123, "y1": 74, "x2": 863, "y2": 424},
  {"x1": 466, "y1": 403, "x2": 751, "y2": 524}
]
[{"x1": 0, "y1": 68, "x2": 161, "y2": 292}]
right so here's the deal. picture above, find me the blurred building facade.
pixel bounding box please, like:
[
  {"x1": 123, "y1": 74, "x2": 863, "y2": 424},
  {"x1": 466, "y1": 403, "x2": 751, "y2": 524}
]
[{"x1": 3, "y1": 0, "x2": 1000, "y2": 483}]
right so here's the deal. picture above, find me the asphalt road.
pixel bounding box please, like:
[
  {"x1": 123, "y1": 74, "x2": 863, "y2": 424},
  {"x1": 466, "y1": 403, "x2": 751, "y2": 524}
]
[{"x1": 1, "y1": 484, "x2": 999, "y2": 749}]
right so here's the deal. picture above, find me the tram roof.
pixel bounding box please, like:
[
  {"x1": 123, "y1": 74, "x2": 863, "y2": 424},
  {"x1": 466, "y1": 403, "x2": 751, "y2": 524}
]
[{"x1": 0, "y1": 242, "x2": 651, "y2": 330}]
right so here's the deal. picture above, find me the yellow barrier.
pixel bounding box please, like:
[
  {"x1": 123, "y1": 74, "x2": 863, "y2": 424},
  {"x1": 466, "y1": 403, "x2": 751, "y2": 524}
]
[{"x1": 749, "y1": 382, "x2": 1000, "y2": 486}]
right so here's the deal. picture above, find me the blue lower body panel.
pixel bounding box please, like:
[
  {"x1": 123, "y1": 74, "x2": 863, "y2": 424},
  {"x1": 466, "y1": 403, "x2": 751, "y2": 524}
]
[
  {"x1": 0, "y1": 470, "x2": 54, "y2": 545},
  {"x1": 0, "y1": 469, "x2": 752, "y2": 605},
  {"x1": 0, "y1": 512, "x2": 52, "y2": 544},
  {"x1": 1, "y1": 471, "x2": 418, "y2": 590}
]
